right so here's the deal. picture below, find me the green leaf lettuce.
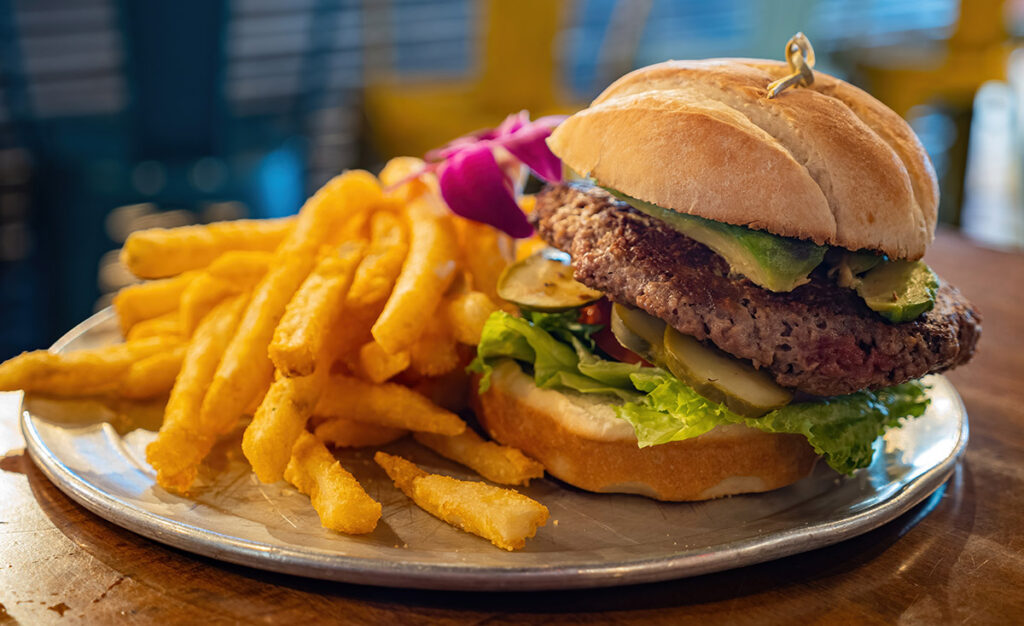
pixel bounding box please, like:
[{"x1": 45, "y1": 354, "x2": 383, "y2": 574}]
[{"x1": 469, "y1": 311, "x2": 930, "y2": 475}]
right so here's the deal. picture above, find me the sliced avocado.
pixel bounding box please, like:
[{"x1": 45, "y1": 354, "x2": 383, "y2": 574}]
[
  {"x1": 855, "y1": 260, "x2": 938, "y2": 323},
  {"x1": 843, "y1": 251, "x2": 886, "y2": 276},
  {"x1": 605, "y1": 189, "x2": 827, "y2": 292},
  {"x1": 497, "y1": 249, "x2": 603, "y2": 312},
  {"x1": 662, "y1": 327, "x2": 793, "y2": 418},
  {"x1": 610, "y1": 303, "x2": 666, "y2": 362},
  {"x1": 827, "y1": 249, "x2": 886, "y2": 288}
]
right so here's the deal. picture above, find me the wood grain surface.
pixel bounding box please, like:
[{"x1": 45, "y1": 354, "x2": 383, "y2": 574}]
[{"x1": 0, "y1": 229, "x2": 1021, "y2": 625}]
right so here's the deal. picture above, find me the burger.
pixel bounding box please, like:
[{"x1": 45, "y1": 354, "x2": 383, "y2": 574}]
[{"x1": 467, "y1": 57, "x2": 981, "y2": 501}]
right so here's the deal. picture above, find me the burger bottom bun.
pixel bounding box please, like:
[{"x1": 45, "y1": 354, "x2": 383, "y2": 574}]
[{"x1": 472, "y1": 361, "x2": 820, "y2": 501}]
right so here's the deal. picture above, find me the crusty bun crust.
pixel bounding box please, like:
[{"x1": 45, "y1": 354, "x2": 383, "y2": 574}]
[
  {"x1": 547, "y1": 59, "x2": 938, "y2": 260},
  {"x1": 472, "y1": 362, "x2": 819, "y2": 501}
]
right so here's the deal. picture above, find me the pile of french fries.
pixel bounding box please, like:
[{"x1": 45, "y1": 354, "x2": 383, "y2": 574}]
[{"x1": 0, "y1": 158, "x2": 550, "y2": 551}]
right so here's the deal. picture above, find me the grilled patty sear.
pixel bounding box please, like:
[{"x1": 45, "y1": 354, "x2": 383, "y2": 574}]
[{"x1": 533, "y1": 182, "x2": 981, "y2": 397}]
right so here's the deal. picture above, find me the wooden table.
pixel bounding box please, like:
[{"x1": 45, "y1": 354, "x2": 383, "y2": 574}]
[{"x1": 1, "y1": 229, "x2": 1021, "y2": 624}]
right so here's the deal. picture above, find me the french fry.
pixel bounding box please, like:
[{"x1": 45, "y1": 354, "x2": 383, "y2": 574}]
[
  {"x1": 326, "y1": 205, "x2": 411, "y2": 366},
  {"x1": 204, "y1": 250, "x2": 273, "y2": 283},
  {"x1": 246, "y1": 247, "x2": 366, "y2": 483},
  {"x1": 410, "y1": 358, "x2": 473, "y2": 413},
  {"x1": 125, "y1": 310, "x2": 180, "y2": 342},
  {"x1": 0, "y1": 336, "x2": 179, "y2": 396},
  {"x1": 244, "y1": 374, "x2": 273, "y2": 416},
  {"x1": 408, "y1": 314, "x2": 460, "y2": 377},
  {"x1": 178, "y1": 251, "x2": 270, "y2": 336},
  {"x1": 270, "y1": 241, "x2": 366, "y2": 377},
  {"x1": 114, "y1": 272, "x2": 196, "y2": 336},
  {"x1": 325, "y1": 307, "x2": 378, "y2": 375},
  {"x1": 374, "y1": 452, "x2": 548, "y2": 551},
  {"x1": 146, "y1": 295, "x2": 248, "y2": 493},
  {"x1": 200, "y1": 171, "x2": 382, "y2": 432},
  {"x1": 119, "y1": 343, "x2": 186, "y2": 399},
  {"x1": 379, "y1": 156, "x2": 427, "y2": 201},
  {"x1": 333, "y1": 208, "x2": 371, "y2": 243},
  {"x1": 0, "y1": 157, "x2": 568, "y2": 551},
  {"x1": 285, "y1": 431, "x2": 380, "y2": 534},
  {"x1": 371, "y1": 194, "x2": 458, "y2": 354},
  {"x1": 456, "y1": 219, "x2": 513, "y2": 302},
  {"x1": 121, "y1": 217, "x2": 294, "y2": 279},
  {"x1": 179, "y1": 275, "x2": 237, "y2": 337},
  {"x1": 414, "y1": 430, "x2": 544, "y2": 486},
  {"x1": 345, "y1": 211, "x2": 408, "y2": 309},
  {"x1": 314, "y1": 374, "x2": 465, "y2": 436},
  {"x1": 358, "y1": 340, "x2": 409, "y2": 383},
  {"x1": 444, "y1": 290, "x2": 499, "y2": 345},
  {"x1": 314, "y1": 417, "x2": 407, "y2": 448},
  {"x1": 243, "y1": 370, "x2": 325, "y2": 483}
]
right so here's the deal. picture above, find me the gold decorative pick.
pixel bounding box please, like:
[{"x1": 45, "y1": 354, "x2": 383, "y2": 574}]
[{"x1": 766, "y1": 33, "x2": 815, "y2": 99}]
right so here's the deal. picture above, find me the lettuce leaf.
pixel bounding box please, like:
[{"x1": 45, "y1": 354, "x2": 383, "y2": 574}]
[
  {"x1": 615, "y1": 369, "x2": 737, "y2": 445},
  {"x1": 469, "y1": 312, "x2": 640, "y2": 401},
  {"x1": 470, "y1": 311, "x2": 930, "y2": 474},
  {"x1": 735, "y1": 382, "x2": 930, "y2": 474},
  {"x1": 615, "y1": 368, "x2": 929, "y2": 474},
  {"x1": 524, "y1": 310, "x2": 601, "y2": 351}
]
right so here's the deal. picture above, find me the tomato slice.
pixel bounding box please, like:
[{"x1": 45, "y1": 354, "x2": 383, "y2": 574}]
[
  {"x1": 577, "y1": 300, "x2": 608, "y2": 326},
  {"x1": 578, "y1": 300, "x2": 649, "y2": 366}
]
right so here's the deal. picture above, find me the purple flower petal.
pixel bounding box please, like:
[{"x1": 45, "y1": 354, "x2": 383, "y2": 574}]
[
  {"x1": 494, "y1": 110, "x2": 530, "y2": 136},
  {"x1": 438, "y1": 144, "x2": 533, "y2": 238},
  {"x1": 531, "y1": 114, "x2": 567, "y2": 130},
  {"x1": 498, "y1": 119, "x2": 566, "y2": 182},
  {"x1": 421, "y1": 111, "x2": 565, "y2": 237},
  {"x1": 425, "y1": 136, "x2": 479, "y2": 162}
]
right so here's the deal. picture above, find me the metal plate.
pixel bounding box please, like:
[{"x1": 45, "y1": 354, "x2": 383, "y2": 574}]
[{"x1": 19, "y1": 310, "x2": 968, "y2": 591}]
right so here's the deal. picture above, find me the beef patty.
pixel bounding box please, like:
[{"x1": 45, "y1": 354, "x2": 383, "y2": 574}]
[{"x1": 533, "y1": 182, "x2": 981, "y2": 397}]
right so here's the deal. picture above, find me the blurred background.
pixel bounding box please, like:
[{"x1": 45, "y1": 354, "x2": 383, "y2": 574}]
[{"x1": 1, "y1": 0, "x2": 1022, "y2": 360}]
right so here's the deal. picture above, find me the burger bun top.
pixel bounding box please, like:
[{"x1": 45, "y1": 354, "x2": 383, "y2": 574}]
[{"x1": 547, "y1": 59, "x2": 938, "y2": 260}]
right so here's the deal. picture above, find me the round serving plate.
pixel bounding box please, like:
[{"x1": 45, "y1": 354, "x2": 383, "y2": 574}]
[{"x1": 19, "y1": 310, "x2": 968, "y2": 591}]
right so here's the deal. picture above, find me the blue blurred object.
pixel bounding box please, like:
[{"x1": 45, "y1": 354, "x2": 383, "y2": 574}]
[{"x1": 0, "y1": 0, "x2": 363, "y2": 359}]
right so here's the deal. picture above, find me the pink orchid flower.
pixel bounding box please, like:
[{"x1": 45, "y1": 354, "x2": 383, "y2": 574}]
[{"x1": 419, "y1": 111, "x2": 566, "y2": 238}]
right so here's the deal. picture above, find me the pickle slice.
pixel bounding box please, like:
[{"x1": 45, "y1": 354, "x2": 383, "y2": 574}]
[
  {"x1": 496, "y1": 249, "x2": 603, "y2": 311},
  {"x1": 609, "y1": 304, "x2": 794, "y2": 416},
  {"x1": 662, "y1": 327, "x2": 793, "y2": 418},
  {"x1": 609, "y1": 303, "x2": 666, "y2": 362}
]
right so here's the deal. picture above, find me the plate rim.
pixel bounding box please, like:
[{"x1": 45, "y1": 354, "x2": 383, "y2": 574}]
[{"x1": 20, "y1": 310, "x2": 969, "y2": 591}]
